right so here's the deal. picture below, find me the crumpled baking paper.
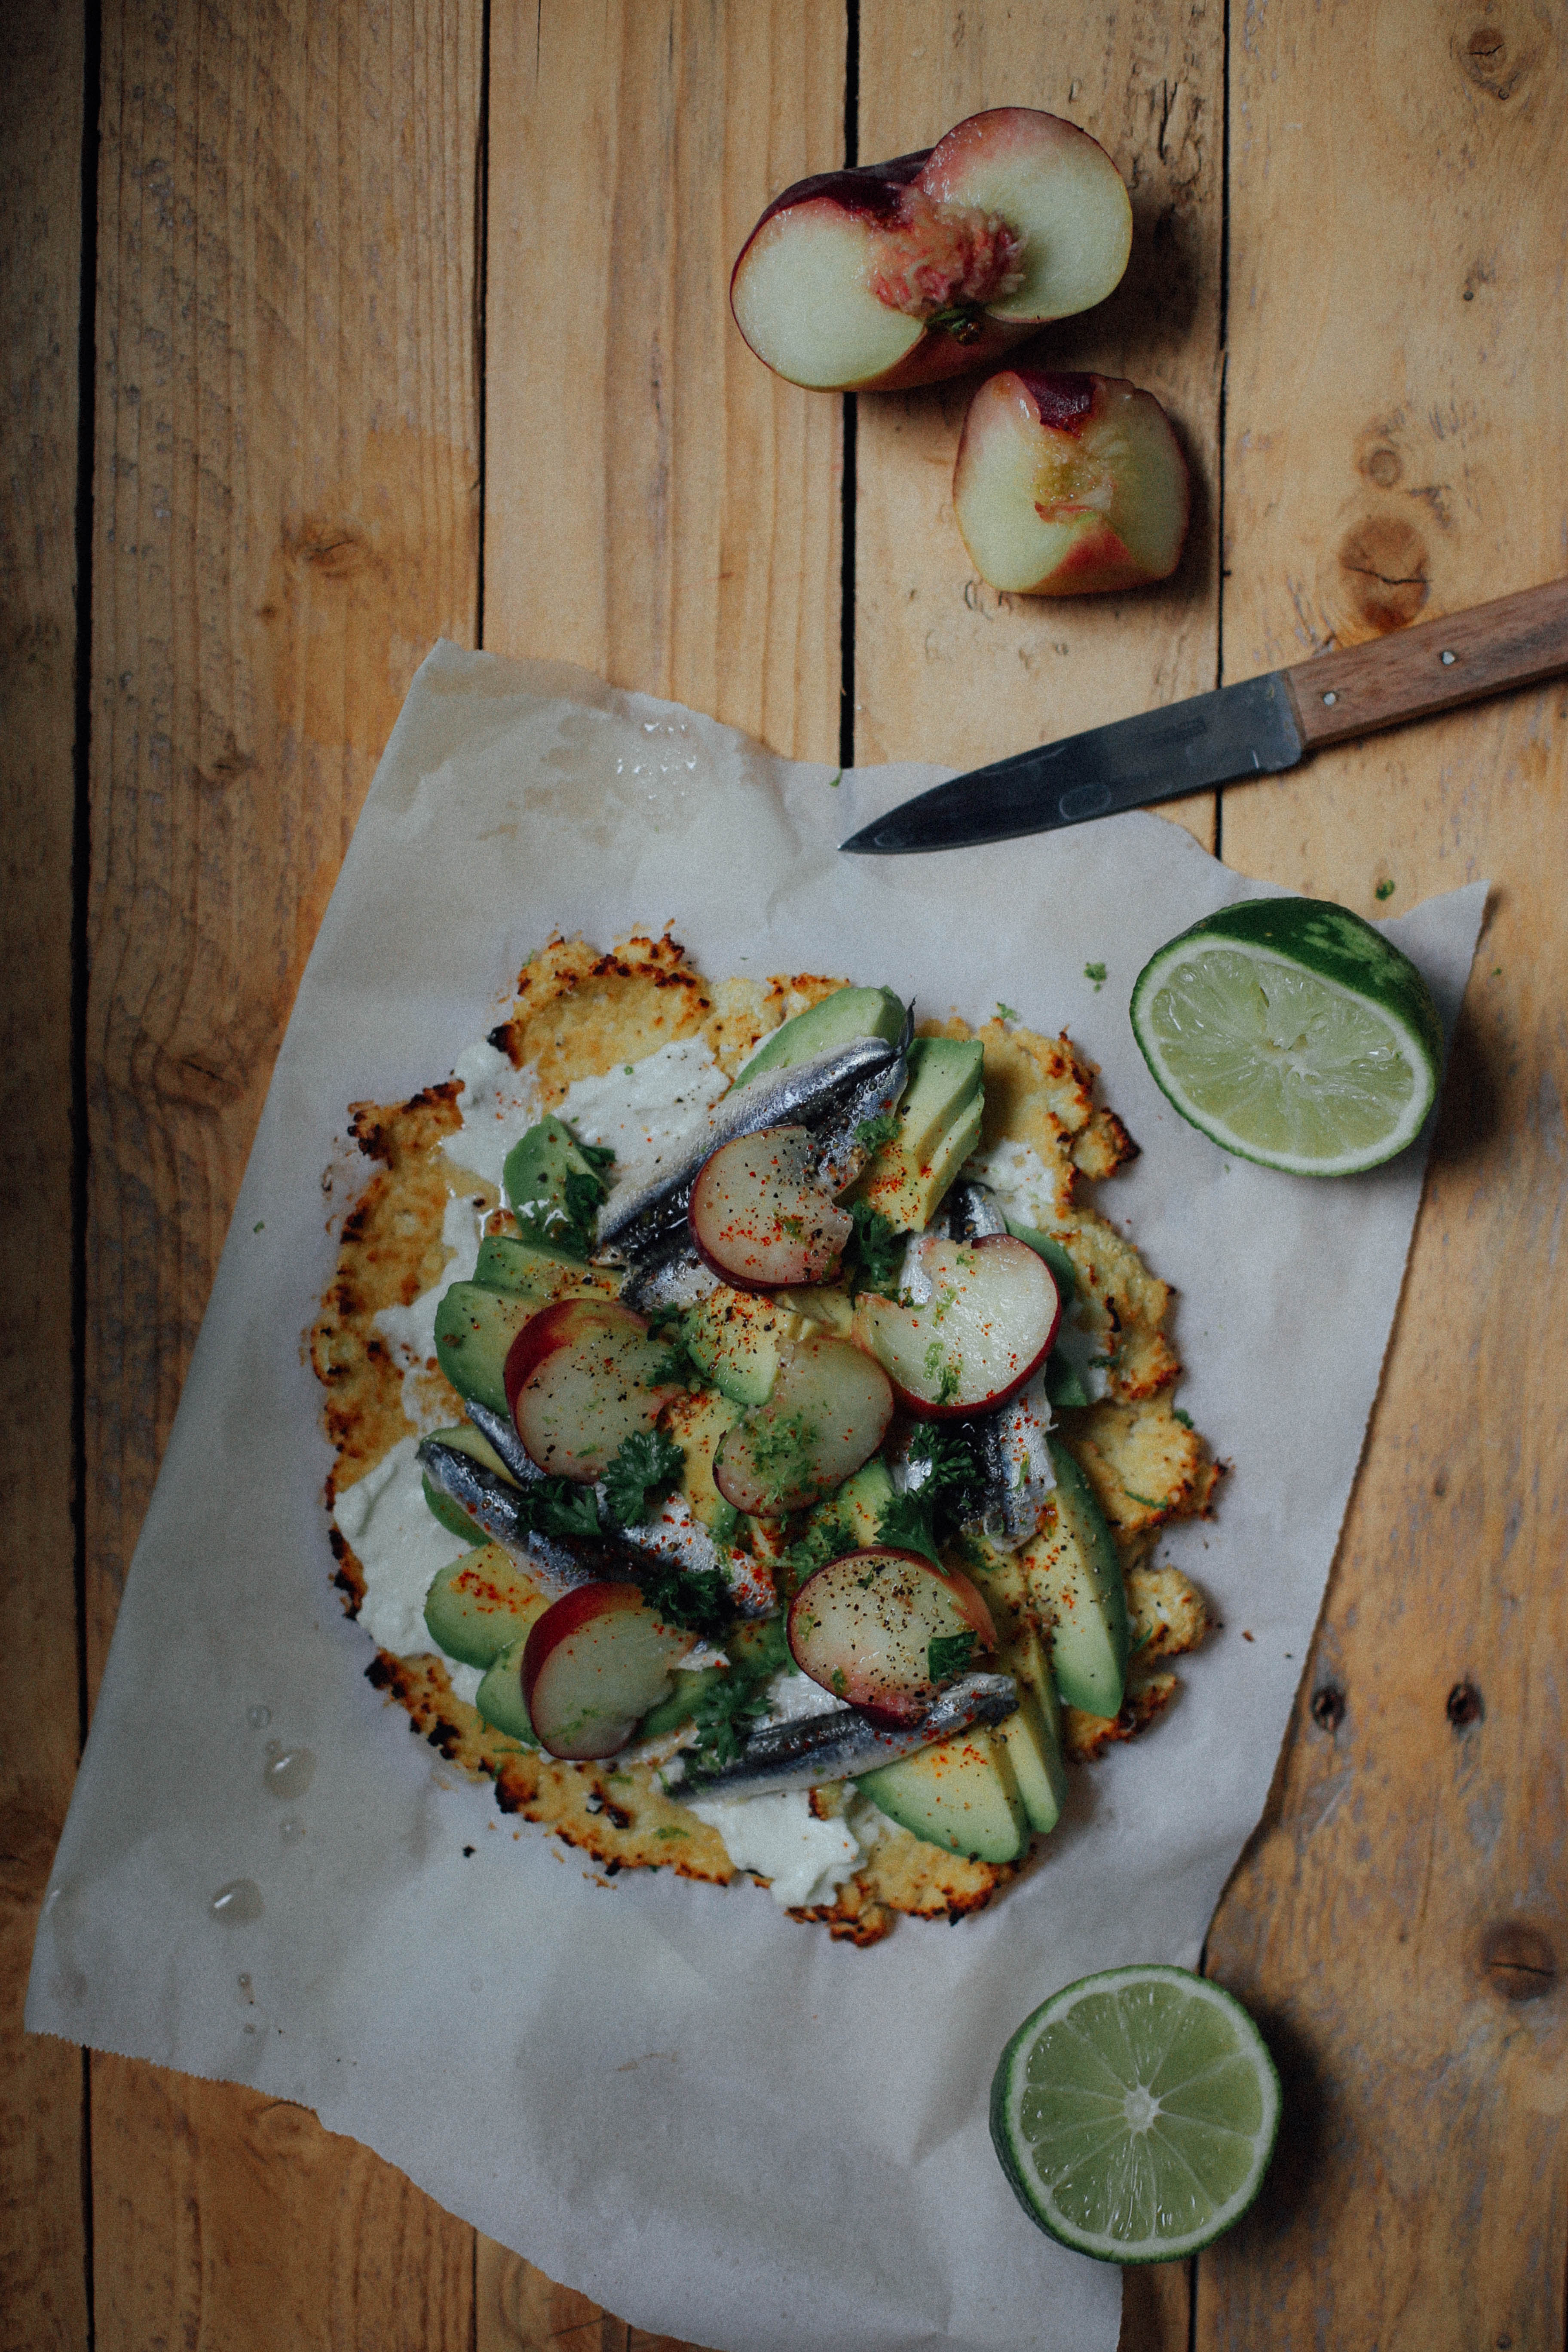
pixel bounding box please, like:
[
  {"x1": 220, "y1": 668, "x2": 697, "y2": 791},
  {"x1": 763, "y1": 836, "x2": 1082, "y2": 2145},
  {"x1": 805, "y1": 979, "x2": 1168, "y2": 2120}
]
[{"x1": 28, "y1": 643, "x2": 1488, "y2": 2352}]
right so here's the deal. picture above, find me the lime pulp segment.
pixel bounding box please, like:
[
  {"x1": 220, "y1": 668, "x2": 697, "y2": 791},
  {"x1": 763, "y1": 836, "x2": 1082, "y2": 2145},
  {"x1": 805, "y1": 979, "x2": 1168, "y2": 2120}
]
[
  {"x1": 1132, "y1": 940, "x2": 1437, "y2": 1175},
  {"x1": 990, "y1": 1964, "x2": 1281, "y2": 2263}
]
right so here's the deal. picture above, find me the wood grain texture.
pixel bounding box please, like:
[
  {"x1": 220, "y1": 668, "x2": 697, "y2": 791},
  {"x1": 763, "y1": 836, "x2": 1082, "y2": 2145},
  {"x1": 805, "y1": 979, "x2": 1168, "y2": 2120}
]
[
  {"x1": 0, "y1": 5, "x2": 90, "y2": 2347},
  {"x1": 1283, "y1": 573, "x2": 1568, "y2": 752},
  {"x1": 484, "y1": 0, "x2": 844, "y2": 759},
  {"x1": 477, "y1": 2234, "x2": 714, "y2": 2352},
  {"x1": 87, "y1": 1, "x2": 483, "y2": 2344},
  {"x1": 852, "y1": 0, "x2": 1223, "y2": 852},
  {"x1": 92, "y1": 2061, "x2": 473, "y2": 2352},
  {"x1": 1202, "y1": 2, "x2": 1568, "y2": 2344}
]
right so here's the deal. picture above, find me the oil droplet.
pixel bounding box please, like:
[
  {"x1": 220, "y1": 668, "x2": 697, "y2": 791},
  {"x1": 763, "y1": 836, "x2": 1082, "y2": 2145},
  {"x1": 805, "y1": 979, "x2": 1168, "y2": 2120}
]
[
  {"x1": 279, "y1": 1817, "x2": 306, "y2": 1845},
  {"x1": 262, "y1": 1746, "x2": 316, "y2": 1801},
  {"x1": 210, "y1": 1880, "x2": 264, "y2": 1925},
  {"x1": 247, "y1": 1704, "x2": 272, "y2": 1729}
]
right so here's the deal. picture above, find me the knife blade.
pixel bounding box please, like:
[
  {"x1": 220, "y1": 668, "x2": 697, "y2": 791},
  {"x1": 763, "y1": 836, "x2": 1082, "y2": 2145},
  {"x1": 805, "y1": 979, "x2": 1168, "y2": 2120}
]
[{"x1": 840, "y1": 575, "x2": 1568, "y2": 855}]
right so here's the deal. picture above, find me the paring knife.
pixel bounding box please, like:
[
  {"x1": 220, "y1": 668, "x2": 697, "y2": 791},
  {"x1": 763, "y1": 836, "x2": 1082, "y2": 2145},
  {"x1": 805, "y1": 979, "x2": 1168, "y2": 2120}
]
[{"x1": 840, "y1": 575, "x2": 1568, "y2": 855}]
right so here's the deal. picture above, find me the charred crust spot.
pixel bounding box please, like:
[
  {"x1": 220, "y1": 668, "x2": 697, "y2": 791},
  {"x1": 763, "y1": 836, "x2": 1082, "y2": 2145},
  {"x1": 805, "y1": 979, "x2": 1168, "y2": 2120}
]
[{"x1": 365, "y1": 1655, "x2": 396, "y2": 1691}]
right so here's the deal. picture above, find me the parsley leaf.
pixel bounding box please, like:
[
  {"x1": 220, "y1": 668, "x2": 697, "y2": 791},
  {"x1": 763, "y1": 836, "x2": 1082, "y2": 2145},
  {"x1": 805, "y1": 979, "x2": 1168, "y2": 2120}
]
[
  {"x1": 645, "y1": 1305, "x2": 704, "y2": 1389},
  {"x1": 996, "y1": 1001, "x2": 1019, "y2": 1023},
  {"x1": 784, "y1": 1510, "x2": 858, "y2": 1593},
  {"x1": 634, "y1": 1555, "x2": 734, "y2": 1639},
  {"x1": 927, "y1": 1630, "x2": 979, "y2": 1686},
  {"x1": 511, "y1": 1477, "x2": 603, "y2": 1542},
  {"x1": 1172, "y1": 1406, "x2": 1194, "y2": 1430},
  {"x1": 852, "y1": 1109, "x2": 901, "y2": 1155},
  {"x1": 877, "y1": 1488, "x2": 942, "y2": 1569},
  {"x1": 1083, "y1": 961, "x2": 1107, "y2": 992},
  {"x1": 600, "y1": 1427, "x2": 685, "y2": 1529},
  {"x1": 845, "y1": 1198, "x2": 904, "y2": 1297}
]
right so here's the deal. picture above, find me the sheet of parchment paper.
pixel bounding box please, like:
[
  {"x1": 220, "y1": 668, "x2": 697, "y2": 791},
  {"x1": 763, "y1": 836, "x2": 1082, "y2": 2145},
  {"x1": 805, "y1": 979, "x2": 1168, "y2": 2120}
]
[{"x1": 29, "y1": 642, "x2": 1487, "y2": 2352}]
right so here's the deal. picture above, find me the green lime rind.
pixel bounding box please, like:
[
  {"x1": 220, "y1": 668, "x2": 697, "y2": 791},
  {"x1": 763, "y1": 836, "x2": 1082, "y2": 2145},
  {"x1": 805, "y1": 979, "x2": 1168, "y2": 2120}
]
[
  {"x1": 989, "y1": 1963, "x2": 1281, "y2": 2265},
  {"x1": 1130, "y1": 896, "x2": 1443, "y2": 1177}
]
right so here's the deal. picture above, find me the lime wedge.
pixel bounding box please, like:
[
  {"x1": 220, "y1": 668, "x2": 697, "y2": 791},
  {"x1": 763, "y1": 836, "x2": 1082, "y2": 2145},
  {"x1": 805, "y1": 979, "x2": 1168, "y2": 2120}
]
[
  {"x1": 1129, "y1": 896, "x2": 1442, "y2": 1176},
  {"x1": 990, "y1": 1964, "x2": 1280, "y2": 2263}
]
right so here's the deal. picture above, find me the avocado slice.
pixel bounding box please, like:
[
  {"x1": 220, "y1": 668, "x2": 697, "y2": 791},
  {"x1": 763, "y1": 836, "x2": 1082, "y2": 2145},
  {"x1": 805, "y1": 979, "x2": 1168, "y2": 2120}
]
[
  {"x1": 421, "y1": 1421, "x2": 517, "y2": 1539},
  {"x1": 683, "y1": 1289, "x2": 815, "y2": 1406},
  {"x1": 822, "y1": 1457, "x2": 896, "y2": 1548},
  {"x1": 1001, "y1": 1217, "x2": 1077, "y2": 1304},
  {"x1": 474, "y1": 1228, "x2": 586, "y2": 1293},
  {"x1": 996, "y1": 1623, "x2": 1068, "y2": 1836},
  {"x1": 474, "y1": 1632, "x2": 540, "y2": 1743},
  {"x1": 1026, "y1": 1439, "x2": 1129, "y2": 1716},
  {"x1": 502, "y1": 1113, "x2": 613, "y2": 1256},
  {"x1": 857, "y1": 1036, "x2": 985, "y2": 1233},
  {"x1": 424, "y1": 1542, "x2": 552, "y2": 1669},
  {"x1": 433, "y1": 1283, "x2": 542, "y2": 1415},
  {"x1": 734, "y1": 985, "x2": 906, "y2": 1087},
  {"x1": 857, "y1": 1724, "x2": 1031, "y2": 1862}
]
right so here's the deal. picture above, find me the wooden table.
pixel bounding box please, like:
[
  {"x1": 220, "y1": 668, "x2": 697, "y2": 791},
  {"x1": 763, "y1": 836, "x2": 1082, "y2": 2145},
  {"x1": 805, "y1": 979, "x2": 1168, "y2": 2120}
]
[{"x1": 5, "y1": 3, "x2": 1565, "y2": 2344}]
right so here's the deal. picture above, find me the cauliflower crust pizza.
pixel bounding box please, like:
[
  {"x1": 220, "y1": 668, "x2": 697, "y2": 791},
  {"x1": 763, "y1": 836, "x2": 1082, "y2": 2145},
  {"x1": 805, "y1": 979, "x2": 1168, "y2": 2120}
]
[{"x1": 312, "y1": 934, "x2": 1219, "y2": 1945}]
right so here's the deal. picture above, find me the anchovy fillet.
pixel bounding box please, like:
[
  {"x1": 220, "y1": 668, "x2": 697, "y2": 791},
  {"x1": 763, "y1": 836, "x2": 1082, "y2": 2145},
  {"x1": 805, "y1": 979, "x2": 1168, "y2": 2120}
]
[
  {"x1": 940, "y1": 1183, "x2": 1057, "y2": 1549},
  {"x1": 463, "y1": 1400, "x2": 542, "y2": 1485},
  {"x1": 420, "y1": 1434, "x2": 773, "y2": 1615},
  {"x1": 664, "y1": 1670, "x2": 1019, "y2": 1800},
  {"x1": 594, "y1": 1028, "x2": 907, "y2": 1262},
  {"x1": 812, "y1": 1003, "x2": 914, "y2": 1195},
  {"x1": 618, "y1": 1235, "x2": 720, "y2": 1316}
]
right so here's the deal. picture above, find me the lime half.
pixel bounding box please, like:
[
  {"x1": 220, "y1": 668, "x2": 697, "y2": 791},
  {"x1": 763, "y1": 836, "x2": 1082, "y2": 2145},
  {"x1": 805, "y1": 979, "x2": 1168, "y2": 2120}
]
[
  {"x1": 1130, "y1": 897, "x2": 1442, "y2": 1176},
  {"x1": 990, "y1": 1964, "x2": 1280, "y2": 2264}
]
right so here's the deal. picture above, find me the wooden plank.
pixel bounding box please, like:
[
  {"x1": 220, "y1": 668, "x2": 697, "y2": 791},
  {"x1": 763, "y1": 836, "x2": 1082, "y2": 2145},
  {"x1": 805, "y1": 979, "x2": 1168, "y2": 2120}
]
[
  {"x1": 1201, "y1": 3, "x2": 1568, "y2": 2343},
  {"x1": 484, "y1": 0, "x2": 844, "y2": 760},
  {"x1": 0, "y1": 3, "x2": 90, "y2": 2344},
  {"x1": 92, "y1": 2063, "x2": 473, "y2": 2352},
  {"x1": 853, "y1": 0, "x2": 1225, "y2": 852},
  {"x1": 87, "y1": 0, "x2": 483, "y2": 2343},
  {"x1": 477, "y1": 2236, "x2": 719, "y2": 2352}
]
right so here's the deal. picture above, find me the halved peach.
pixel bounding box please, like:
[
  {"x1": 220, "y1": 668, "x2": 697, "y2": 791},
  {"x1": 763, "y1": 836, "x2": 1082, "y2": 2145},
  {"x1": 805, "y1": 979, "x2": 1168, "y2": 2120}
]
[
  {"x1": 953, "y1": 367, "x2": 1189, "y2": 595},
  {"x1": 730, "y1": 109, "x2": 1131, "y2": 394}
]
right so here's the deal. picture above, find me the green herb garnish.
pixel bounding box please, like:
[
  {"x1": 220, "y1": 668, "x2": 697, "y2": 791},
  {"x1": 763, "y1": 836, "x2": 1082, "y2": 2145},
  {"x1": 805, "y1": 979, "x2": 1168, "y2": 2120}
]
[
  {"x1": 845, "y1": 1198, "x2": 904, "y2": 1297},
  {"x1": 852, "y1": 1109, "x2": 901, "y2": 1155},
  {"x1": 600, "y1": 1426, "x2": 685, "y2": 1529},
  {"x1": 927, "y1": 1630, "x2": 979, "y2": 1686},
  {"x1": 1084, "y1": 961, "x2": 1107, "y2": 991},
  {"x1": 996, "y1": 1001, "x2": 1019, "y2": 1023}
]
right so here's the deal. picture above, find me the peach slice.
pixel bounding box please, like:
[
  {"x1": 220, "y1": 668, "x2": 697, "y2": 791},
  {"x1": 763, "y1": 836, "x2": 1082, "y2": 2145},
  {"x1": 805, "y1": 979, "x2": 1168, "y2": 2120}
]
[
  {"x1": 787, "y1": 1548, "x2": 997, "y2": 1724},
  {"x1": 522, "y1": 1581, "x2": 697, "y2": 1759},
  {"x1": 505, "y1": 1298, "x2": 682, "y2": 1481},
  {"x1": 852, "y1": 1235, "x2": 1059, "y2": 1418},
  {"x1": 688, "y1": 1125, "x2": 853, "y2": 1290},
  {"x1": 953, "y1": 367, "x2": 1190, "y2": 595},
  {"x1": 729, "y1": 109, "x2": 1132, "y2": 394},
  {"x1": 713, "y1": 1335, "x2": 894, "y2": 1517}
]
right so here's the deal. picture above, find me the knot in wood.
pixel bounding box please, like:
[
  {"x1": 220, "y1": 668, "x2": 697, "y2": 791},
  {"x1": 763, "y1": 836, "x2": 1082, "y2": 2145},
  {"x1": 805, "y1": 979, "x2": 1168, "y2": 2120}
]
[
  {"x1": 1446, "y1": 1680, "x2": 1483, "y2": 1728},
  {"x1": 1310, "y1": 1683, "x2": 1345, "y2": 1732},
  {"x1": 1480, "y1": 1921, "x2": 1557, "y2": 2003}
]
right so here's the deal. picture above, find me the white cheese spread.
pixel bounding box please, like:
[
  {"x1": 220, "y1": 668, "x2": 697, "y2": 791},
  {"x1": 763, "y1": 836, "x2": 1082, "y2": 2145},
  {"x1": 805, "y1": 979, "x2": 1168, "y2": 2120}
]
[
  {"x1": 560, "y1": 1036, "x2": 730, "y2": 1197},
  {"x1": 331, "y1": 1435, "x2": 483, "y2": 1701},
  {"x1": 375, "y1": 1192, "x2": 487, "y2": 1432},
  {"x1": 442, "y1": 1040, "x2": 541, "y2": 1190},
  {"x1": 685, "y1": 1788, "x2": 866, "y2": 1910}
]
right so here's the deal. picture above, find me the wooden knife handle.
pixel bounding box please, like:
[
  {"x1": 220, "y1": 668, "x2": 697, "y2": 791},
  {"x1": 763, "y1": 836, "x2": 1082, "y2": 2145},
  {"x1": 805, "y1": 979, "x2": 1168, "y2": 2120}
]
[{"x1": 1281, "y1": 575, "x2": 1568, "y2": 753}]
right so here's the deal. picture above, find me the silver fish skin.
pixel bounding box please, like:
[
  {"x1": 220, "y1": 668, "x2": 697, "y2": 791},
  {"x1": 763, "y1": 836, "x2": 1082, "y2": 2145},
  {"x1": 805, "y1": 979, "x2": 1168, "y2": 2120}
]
[
  {"x1": 618, "y1": 1236, "x2": 719, "y2": 1315},
  {"x1": 946, "y1": 1178, "x2": 1008, "y2": 1240},
  {"x1": 812, "y1": 1003, "x2": 915, "y2": 1195},
  {"x1": 463, "y1": 1400, "x2": 542, "y2": 1485},
  {"x1": 965, "y1": 1365, "x2": 1057, "y2": 1551},
  {"x1": 664, "y1": 1671, "x2": 1018, "y2": 1801},
  {"x1": 421, "y1": 1434, "x2": 772, "y2": 1614},
  {"x1": 594, "y1": 1029, "x2": 906, "y2": 1261}
]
